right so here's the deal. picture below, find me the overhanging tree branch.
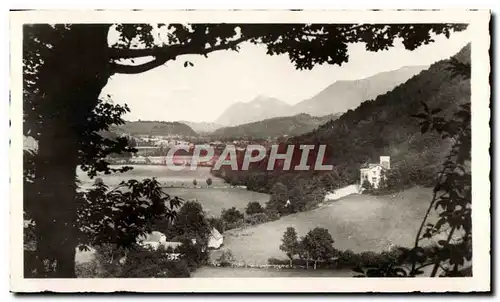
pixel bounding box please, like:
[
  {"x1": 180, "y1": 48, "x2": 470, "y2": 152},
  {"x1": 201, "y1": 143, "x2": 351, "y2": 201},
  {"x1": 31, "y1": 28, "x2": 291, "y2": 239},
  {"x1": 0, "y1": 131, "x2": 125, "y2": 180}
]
[
  {"x1": 109, "y1": 36, "x2": 250, "y2": 74},
  {"x1": 110, "y1": 55, "x2": 172, "y2": 74}
]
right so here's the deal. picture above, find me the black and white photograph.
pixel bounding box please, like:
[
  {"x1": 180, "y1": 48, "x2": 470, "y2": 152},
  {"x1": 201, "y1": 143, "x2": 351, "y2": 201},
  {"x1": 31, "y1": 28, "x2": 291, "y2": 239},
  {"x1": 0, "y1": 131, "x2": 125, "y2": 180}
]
[{"x1": 10, "y1": 9, "x2": 490, "y2": 293}]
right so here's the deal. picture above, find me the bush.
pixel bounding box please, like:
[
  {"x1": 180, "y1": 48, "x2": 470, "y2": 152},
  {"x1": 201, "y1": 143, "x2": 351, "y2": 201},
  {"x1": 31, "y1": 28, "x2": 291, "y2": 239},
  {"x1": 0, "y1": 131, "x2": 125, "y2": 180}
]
[
  {"x1": 267, "y1": 257, "x2": 285, "y2": 265},
  {"x1": 221, "y1": 207, "x2": 244, "y2": 225},
  {"x1": 177, "y1": 236, "x2": 209, "y2": 270},
  {"x1": 245, "y1": 201, "x2": 264, "y2": 215},
  {"x1": 244, "y1": 212, "x2": 269, "y2": 225},
  {"x1": 116, "y1": 244, "x2": 193, "y2": 278},
  {"x1": 336, "y1": 249, "x2": 362, "y2": 268},
  {"x1": 75, "y1": 260, "x2": 100, "y2": 278},
  {"x1": 163, "y1": 260, "x2": 191, "y2": 278},
  {"x1": 119, "y1": 246, "x2": 190, "y2": 278},
  {"x1": 264, "y1": 209, "x2": 280, "y2": 221},
  {"x1": 217, "y1": 250, "x2": 235, "y2": 267},
  {"x1": 224, "y1": 219, "x2": 245, "y2": 231},
  {"x1": 359, "y1": 251, "x2": 380, "y2": 267}
]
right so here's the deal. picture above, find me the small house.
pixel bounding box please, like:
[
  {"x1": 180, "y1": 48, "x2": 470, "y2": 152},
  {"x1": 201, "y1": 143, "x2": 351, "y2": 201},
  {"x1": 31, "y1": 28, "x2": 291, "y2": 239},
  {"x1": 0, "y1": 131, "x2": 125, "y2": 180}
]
[{"x1": 360, "y1": 156, "x2": 390, "y2": 189}]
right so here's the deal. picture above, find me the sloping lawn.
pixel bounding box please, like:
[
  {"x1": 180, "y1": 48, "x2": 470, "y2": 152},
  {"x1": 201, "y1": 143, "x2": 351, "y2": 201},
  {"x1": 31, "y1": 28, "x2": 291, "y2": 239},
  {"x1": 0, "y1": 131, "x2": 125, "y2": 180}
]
[{"x1": 213, "y1": 187, "x2": 436, "y2": 265}]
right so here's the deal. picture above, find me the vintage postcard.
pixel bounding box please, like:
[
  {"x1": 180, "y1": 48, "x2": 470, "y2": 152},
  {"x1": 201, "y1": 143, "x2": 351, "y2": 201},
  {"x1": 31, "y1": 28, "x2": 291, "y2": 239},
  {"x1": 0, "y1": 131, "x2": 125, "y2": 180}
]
[{"x1": 10, "y1": 9, "x2": 491, "y2": 293}]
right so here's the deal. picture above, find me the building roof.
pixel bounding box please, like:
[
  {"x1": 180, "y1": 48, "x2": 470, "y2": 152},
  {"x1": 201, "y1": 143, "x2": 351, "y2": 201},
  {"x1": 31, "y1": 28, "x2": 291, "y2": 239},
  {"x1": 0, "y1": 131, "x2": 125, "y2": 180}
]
[
  {"x1": 361, "y1": 164, "x2": 381, "y2": 171},
  {"x1": 210, "y1": 228, "x2": 223, "y2": 240},
  {"x1": 137, "y1": 231, "x2": 166, "y2": 243}
]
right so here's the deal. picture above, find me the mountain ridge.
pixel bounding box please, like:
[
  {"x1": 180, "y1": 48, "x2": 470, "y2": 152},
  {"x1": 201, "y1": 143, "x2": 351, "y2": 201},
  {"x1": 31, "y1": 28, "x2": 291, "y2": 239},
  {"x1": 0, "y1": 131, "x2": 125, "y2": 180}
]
[
  {"x1": 290, "y1": 65, "x2": 430, "y2": 116},
  {"x1": 213, "y1": 65, "x2": 430, "y2": 126}
]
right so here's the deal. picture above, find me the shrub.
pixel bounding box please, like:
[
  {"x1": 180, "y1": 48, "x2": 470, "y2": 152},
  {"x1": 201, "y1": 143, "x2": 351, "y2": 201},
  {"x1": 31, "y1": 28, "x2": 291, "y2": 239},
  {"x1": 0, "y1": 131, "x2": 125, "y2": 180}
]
[
  {"x1": 264, "y1": 209, "x2": 280, "y2": 221},
  {"x1": 224, "y1": 220, "x2": 245, "y2": 231},
  {"x1": 244, "y1": 212, "x2": 269, "y2": 225},
  {"x1": 177, "y1": 236, "x2": 209, "y2": 270},
  {"x1": 119, "y1": 246, "x2": 188, "y2": 278},
  {"x1": 245, "y1": 201, "x2": 264, "y2": 215},
  {"x1": 121, "y1": 248, "x2": 191, "y2": 278},
  {"x1": 75, "y1": 260, "x2": 100, "y2": 278},
  {"x1": 163, "y1": 260, "x2": 190, "y2": 278},
  {"x1": 217, "y1": 250, "x2": 235, "y2": 267},
  {"x1": 267, "y1": 257, "x2": 284, "y2": 265},
  {"x1": 336, "y1": 249, "x2": 362, "y2": 268},
  {"x1": 221, "y1": 207, "x2": 244, "y2": 225},
  {"x1": 361, "y1": 180, "x2": 373, "y2": 194},
  {"x1": 359, "y1": 251, "x2": 381, "y2": 267}
]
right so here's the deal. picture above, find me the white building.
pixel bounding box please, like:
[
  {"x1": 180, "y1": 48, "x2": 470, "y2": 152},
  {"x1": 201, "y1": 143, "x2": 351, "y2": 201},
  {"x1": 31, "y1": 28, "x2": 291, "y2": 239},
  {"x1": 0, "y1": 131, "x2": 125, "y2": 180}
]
[
  {"x1": 360, "y1": 156, "x2": 390, "y2": 189},
  {"x1": 208, "y1": 228, "x2": 224, "y2": 249}
]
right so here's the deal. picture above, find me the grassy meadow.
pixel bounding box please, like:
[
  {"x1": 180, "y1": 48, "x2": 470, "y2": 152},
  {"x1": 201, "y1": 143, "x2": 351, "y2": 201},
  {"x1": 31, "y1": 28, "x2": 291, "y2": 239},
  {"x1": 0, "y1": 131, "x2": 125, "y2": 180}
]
[
  {"x1": 76, "y1": 165, "x2": 269, "y2": 217},
  {"x1": 77, "y1": 165, "x2": 225, "y2": 188},
  {"x1": 212, "y1": 187, "x2": 438, "y2": 265}
]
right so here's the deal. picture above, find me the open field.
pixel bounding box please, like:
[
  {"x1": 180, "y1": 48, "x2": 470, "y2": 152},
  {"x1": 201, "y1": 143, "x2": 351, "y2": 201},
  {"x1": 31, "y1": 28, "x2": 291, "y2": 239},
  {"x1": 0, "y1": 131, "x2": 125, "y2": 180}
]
[
  {"x1": 212, "y1": 187, "x2": 438, "y2": 265},
  {"x1": 163, "y1": 187, "x2": 269, "y2": 217},
  {"x1": 77, "y1": 165, "x2": 269, "y2": 217},
  {"x1": 77, "y1": 165, "x2": 225, "y2": 188}
]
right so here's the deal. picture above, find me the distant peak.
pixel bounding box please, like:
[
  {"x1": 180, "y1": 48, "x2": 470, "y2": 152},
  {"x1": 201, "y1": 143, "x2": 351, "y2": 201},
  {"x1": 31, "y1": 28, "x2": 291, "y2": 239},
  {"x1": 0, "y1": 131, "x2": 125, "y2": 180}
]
[{"x1": 251, "y1": 95, "x2": 273, "y2": 103}]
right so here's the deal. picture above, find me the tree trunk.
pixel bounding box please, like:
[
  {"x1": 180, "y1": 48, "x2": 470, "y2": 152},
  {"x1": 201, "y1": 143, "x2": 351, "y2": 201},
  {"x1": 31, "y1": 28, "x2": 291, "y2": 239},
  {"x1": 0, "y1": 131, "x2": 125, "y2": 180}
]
[
  {"x1": 34, "y1": 121, "x2": 79, "y2": 277},
  {"x1": 314, "y1": 260, "x2": 317, "y2": 270},
  {"x1": 27, "y1": 24, "x2": 112, "y2": 278}
]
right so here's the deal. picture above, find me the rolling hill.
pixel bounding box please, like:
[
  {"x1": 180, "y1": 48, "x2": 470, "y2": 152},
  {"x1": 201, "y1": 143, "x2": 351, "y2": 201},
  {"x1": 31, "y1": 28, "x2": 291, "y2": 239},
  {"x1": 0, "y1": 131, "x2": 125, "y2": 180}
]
[
  {"x1": 178, "y1": 121, "x2": 224, "y2": 134},
  {"x1": 112, "y1": 121, "x2": 197, "y2": 137},
  {"x1": 211, "y1": 113, "x2": 342, "y2": 140}
]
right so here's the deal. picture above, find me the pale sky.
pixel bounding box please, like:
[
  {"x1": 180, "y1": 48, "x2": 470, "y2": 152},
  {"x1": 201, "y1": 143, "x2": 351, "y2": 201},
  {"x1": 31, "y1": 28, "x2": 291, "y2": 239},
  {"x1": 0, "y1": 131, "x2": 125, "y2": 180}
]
[{"x1": 101, "y1": 28, "x2": 471, "y2": 123}]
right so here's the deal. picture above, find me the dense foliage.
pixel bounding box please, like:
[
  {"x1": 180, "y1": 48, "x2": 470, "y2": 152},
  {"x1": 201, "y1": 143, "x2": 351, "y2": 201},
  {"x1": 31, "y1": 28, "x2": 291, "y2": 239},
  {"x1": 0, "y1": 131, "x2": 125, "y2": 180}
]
[
  {"x1": 120, "y1": 246, "x2": 190, "y2": 278},
  {"x1": 166, "y1": 201, "x2": 212, "y2": 247},
  {"x1": 211, "y1": 113, "x2": 340, "y2": 140},
  {"x1": 221, "y1": 207, "x2": 245, "y2": 226},
  {"x1": 245, "y1": 201, "x2": 265, "y2": 215}
]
